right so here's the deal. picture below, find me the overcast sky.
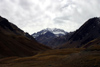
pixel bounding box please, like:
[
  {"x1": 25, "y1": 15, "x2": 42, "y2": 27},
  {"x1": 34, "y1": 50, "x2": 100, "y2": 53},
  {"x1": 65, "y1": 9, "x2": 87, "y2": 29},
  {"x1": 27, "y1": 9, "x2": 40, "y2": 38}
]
[{"x1": 0, "y1": 0, "x2": 100, "y2": 34}]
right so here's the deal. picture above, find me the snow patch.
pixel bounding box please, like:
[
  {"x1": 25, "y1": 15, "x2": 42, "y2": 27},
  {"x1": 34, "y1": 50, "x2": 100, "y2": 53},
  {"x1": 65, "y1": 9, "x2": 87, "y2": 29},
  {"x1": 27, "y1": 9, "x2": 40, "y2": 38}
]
[
  {"x1": 32, "y1": 28, "x2": 67, "y2": 38},
  {"x1": 53, "y1": 31, "x2": 66, "y2": 35}
]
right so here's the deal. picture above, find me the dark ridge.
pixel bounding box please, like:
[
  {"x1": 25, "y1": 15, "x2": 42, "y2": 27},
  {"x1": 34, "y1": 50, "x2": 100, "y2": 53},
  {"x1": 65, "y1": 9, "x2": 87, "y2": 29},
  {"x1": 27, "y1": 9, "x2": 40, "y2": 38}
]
[
  {"x1": 0, "y1": 17, "x2": 14, "y2": 31},
  {"x1": 60, "y1": 17, "x2": 100, "y2": 48},
  {"x1": 0, "y1": 16, "x2": 50, "y2": 58}
]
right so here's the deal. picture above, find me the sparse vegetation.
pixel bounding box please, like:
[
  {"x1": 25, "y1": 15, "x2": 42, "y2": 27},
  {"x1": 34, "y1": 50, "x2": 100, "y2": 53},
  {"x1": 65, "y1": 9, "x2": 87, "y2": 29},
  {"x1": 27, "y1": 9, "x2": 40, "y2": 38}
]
[{"x1": 1, "y1": 48, "x2": 100, "y2": 67}]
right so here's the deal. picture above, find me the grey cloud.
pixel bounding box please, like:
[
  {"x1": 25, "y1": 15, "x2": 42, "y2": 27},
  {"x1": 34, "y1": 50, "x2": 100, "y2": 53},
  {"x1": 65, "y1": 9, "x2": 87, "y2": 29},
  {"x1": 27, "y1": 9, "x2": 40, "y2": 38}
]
[
  {"x1": 52, "y1": 0, "x2": 100, "y2": 33},
  {"x1": 0, "y1": 0, "x2": 100, "y2": 34},
  {"x1": 19, "y1": 0, "x2": 32, "y2": 10}
]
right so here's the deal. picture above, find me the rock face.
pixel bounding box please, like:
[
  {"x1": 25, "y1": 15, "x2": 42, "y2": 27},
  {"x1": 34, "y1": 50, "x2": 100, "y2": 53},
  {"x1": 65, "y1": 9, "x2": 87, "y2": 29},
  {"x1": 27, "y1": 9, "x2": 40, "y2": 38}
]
[
  {"x1": 47, "y1": 32, "x2": 74, "y2": 48},
  {"x1": 0, "y1": 16, "x2": 50, "y2": 58},
  {"x1": 32, "y1": 28, "x2": 67, "y2": 48},
  {"x1": 60, "y1": 17, "x2": 100, "y2": 48}
]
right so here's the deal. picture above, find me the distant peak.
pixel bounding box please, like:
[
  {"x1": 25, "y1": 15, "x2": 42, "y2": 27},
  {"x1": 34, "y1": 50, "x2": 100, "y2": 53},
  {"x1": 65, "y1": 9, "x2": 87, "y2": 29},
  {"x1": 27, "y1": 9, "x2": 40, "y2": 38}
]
[
  {"x1": 45, "y1": 28, "x2": 53, "y2": 31},
  {"x1": 44, "y1": 28, "x2": 65, "y2": 31},
  {"x1": 88, "y1": 17, "x2": 100, "y2": 21},
  {"x1": 32, "y1": 28, "x2": 67, "y2": 38},
  {"x1": 85, "y1": 17, "x2": 100, "y2": 25},
  {"x1": 45, "y1": 28, "x2": 57, "y2": 31}
]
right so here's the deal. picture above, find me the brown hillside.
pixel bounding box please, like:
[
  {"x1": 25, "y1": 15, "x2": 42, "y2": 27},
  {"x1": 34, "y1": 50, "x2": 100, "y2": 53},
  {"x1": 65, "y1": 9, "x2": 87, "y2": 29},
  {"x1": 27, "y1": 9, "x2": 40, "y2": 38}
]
[
  {"x1": 0, "y1": 16, "x2": 50, "y2": 58},
  {"x1": 0, "y1": 48, "x2": 100, "y2": 67}
]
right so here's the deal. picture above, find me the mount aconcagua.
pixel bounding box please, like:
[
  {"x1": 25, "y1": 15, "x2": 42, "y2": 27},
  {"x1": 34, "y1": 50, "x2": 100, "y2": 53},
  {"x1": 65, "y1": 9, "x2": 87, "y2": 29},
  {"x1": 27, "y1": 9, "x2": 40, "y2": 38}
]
[
  {"x1": 32, "y1": 28, "x2": 68, "y2": 48},
  {"x1": 32, "y1": 28, "x2": 67, "y2": 38}
]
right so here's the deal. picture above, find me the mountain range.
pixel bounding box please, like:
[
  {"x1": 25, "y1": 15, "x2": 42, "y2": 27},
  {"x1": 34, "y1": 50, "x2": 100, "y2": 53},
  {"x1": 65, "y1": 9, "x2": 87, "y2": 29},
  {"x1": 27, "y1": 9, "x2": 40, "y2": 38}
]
[
  {"x1": 32, "y1": 17, "x2": 100, "y2": 49},
  {"x1": 0, "y1": 16, "x2": 100, "y2": 67}
]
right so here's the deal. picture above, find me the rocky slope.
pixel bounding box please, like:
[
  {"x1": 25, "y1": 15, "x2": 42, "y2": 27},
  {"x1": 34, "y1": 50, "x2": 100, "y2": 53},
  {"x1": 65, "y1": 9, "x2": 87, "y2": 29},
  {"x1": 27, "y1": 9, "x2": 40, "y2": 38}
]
[
  {"x1": 47, "y1": 32, "x2": 74, "y2": 48},
  {"x1": 60, "y1": 17, "x2": 100, "y2": 48},
  {"x1": 0, "y1": 16, "x2": 50, "y2": 58},
  {"x1": 32, "y1": 28, "x2": 67, "y2": 48}
]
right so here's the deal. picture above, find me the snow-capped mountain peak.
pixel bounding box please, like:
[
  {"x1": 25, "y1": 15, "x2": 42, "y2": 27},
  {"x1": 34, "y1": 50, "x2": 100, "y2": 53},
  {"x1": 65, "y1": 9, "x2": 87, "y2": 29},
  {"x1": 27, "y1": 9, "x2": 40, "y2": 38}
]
[
  {"x1": 32, "y1": 28, "x2": 67, "y2": 38},
  {"x1": 44, "y1": 28, "x2": 66, "y2": 35}
]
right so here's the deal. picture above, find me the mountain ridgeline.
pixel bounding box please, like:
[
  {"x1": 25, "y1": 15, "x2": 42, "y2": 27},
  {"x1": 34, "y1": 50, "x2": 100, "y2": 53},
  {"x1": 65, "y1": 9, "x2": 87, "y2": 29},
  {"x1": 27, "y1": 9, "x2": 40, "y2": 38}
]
[
  {"x1": 32, "y1": 28, "x2": 68, "y2": 48},
  {"x1": 60, "y1": 17, "x2": 100, "y2": 48},
  {"x1": 0, "y1": 16, "x2": 50, "y2": 58},
  {"x1": 32, "y1": 17, "x2": 100, "y2": 49}
]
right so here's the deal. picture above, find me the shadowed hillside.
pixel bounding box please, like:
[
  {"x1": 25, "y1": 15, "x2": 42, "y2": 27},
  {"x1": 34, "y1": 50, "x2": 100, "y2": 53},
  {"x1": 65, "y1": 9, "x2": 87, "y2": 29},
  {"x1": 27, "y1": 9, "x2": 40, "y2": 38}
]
[
  {"x1": 0, "y1": 16, "x2": 50, "y2": 58},
  {"x1": 60, "y1": 17, "x2": 100, "y2": 48},
  {"x1": 46, "y1": 32, "x2": 74, "y2": 48}
]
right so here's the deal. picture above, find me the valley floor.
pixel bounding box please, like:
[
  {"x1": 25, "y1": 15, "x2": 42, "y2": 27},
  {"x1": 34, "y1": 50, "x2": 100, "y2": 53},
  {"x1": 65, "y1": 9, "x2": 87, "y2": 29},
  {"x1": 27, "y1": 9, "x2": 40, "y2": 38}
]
[{"x1": 0, "y1": 48, "x2": 100, "y2": 67}]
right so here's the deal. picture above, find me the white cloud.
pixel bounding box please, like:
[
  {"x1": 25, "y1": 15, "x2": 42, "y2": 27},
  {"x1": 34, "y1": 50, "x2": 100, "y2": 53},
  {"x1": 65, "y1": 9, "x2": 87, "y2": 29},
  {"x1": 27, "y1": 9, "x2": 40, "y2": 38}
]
[{"x1": 0, "y1": 0, "x2": 100, "y2": 34}]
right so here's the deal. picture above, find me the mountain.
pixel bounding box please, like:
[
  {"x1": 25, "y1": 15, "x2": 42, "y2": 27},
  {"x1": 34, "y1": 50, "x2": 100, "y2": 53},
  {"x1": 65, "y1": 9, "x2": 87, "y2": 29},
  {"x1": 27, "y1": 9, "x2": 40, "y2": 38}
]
[
  {"x1": 0, "y1": 16, "x2": 50, "y2": 58},
  {"x1": 47, "y1": 32, "x2": 74, "y2": 48},
  {"x1": 32, "y1": 28, "x2": 67, "y2": 38},
  {"x1": 32, "y1": 28, "x2": 67, "y2": 48},
  {"x1": 60, "y1": 17, "x2": 100, "y2": 48}
]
